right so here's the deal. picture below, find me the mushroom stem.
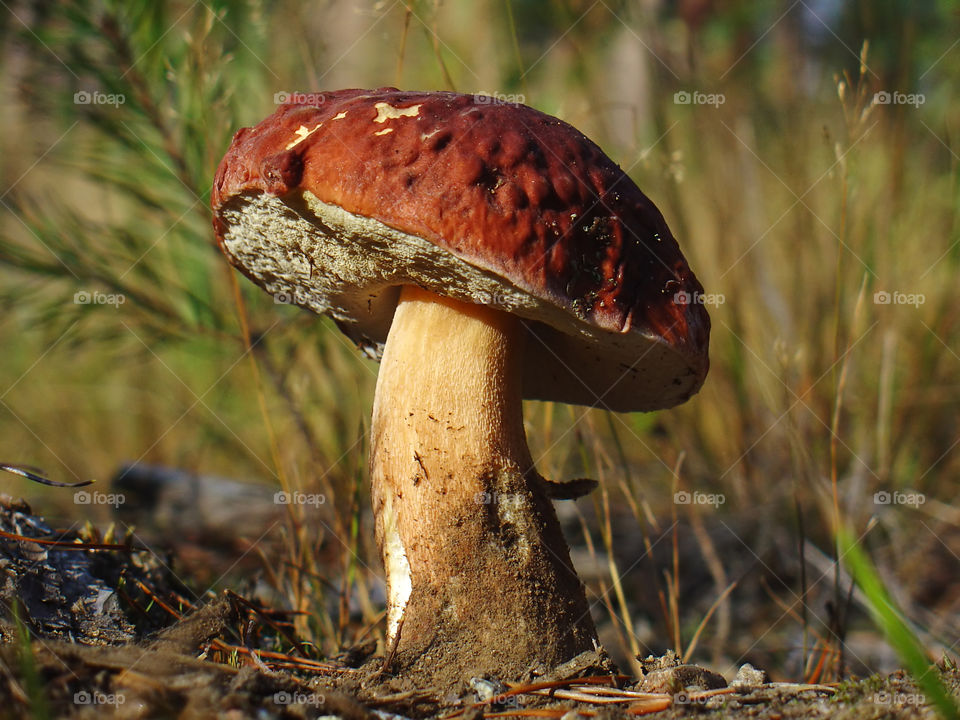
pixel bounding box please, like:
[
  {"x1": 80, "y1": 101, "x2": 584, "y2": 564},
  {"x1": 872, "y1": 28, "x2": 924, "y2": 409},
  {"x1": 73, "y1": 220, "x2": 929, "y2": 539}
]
[{"x1": 370, "y1": 285, "x2": 597, "y2": 679}]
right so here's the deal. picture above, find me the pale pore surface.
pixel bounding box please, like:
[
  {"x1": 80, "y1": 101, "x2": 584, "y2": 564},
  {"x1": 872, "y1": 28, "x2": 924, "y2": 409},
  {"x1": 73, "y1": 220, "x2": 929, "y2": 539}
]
[{"x1": 218, "y1": 192, "x2": 697, "y2": 411}]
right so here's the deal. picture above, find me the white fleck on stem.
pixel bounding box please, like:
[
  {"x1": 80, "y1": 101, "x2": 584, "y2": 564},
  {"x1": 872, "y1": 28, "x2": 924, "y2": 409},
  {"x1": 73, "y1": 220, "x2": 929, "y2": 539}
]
[{"x1": 381, "y1": 491, "x2": 411, "y2": 640}]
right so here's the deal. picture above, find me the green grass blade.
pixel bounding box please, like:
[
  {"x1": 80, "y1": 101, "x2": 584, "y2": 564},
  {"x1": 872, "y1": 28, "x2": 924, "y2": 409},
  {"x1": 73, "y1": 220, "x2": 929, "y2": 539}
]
[{"x1": 840, "y1": 527, "x2": 960, "y2": 720}]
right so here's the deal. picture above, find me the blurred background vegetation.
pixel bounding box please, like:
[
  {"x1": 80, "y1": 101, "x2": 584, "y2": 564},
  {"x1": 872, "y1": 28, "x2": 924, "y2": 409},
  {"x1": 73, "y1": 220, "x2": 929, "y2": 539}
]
[{"x1": 0, "y1": 0, "x2": 957, "y2": 685}]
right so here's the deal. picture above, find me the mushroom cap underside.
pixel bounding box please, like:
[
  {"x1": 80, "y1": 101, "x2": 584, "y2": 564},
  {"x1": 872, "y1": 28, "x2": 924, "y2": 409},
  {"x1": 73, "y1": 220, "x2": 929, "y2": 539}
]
[{"x1": 212, "y1": 88, "x2": 710, "y2": 412}]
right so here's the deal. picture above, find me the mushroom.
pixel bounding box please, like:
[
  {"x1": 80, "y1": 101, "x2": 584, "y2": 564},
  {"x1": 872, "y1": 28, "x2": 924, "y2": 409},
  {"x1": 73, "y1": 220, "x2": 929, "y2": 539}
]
[{"x1": 211, "y1": 88, "x2": 709, "y2": 685}]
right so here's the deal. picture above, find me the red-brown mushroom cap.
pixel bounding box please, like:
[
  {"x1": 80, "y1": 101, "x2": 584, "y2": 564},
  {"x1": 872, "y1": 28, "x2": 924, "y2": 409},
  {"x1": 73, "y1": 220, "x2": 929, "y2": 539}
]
[{"x1": 212, "y1": 88, "x2": 709, "y2": 412}]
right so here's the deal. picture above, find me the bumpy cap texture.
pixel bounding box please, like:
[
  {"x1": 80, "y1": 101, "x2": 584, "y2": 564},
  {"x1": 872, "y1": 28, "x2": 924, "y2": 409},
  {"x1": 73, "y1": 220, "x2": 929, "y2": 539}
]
[{"x1": 212, "y1": 87, "x2": 709, "y2": 411}]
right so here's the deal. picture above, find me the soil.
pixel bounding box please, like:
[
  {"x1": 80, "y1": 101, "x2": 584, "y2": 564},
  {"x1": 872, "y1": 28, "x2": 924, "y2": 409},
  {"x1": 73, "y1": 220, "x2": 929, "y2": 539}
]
[{"x1": 0, "y1": 497, "x2": 957, "y2": 719}]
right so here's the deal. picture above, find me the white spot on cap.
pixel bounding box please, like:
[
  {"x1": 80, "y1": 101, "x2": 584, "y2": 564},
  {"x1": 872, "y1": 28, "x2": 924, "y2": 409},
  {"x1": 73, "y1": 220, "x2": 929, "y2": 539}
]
[
  {"x1": 285, "y1": 123, "x2": 322, "y2": 150},
  {"x1": 374, "y1": 102, "x2": 422, "y2": 123},
  {"x1": 332, "y1": 112, "x2": 347, "y2": 120},
  {"x1": 374, "y1": 128, "x2": 394, "y2": 136}
]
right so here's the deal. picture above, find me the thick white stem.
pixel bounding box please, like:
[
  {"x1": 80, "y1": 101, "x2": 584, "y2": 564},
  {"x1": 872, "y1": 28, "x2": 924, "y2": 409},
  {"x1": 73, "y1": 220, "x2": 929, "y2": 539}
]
[
  {"x1": 368, "y1": 285, "x2": 596, "y2": 679},
  {"x1": 371, "y1": 285, "x2": 530, "y2": 643}
]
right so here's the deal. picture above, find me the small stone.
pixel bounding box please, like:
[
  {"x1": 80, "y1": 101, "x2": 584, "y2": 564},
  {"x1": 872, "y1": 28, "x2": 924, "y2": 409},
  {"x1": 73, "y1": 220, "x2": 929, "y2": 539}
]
[
  {"x1": 469, "y1": 677, "x2": 505, "y2": 702},
  {"x1": 641, "y1": 663, "x2": 727, "y2": 694},
  {"x1": 639, "y1": 649, "x2": 681, "y2": 674},
  {"x1": 732, "y1": 663, "x2": 768, "y2": 688},
  {"x1": 542, "y1": 648, "x2": 611, "y2": 681}
]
